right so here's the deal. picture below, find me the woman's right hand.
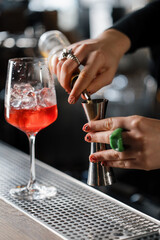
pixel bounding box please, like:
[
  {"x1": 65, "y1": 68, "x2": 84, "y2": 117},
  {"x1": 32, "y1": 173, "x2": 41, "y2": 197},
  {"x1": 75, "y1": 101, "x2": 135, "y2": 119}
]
[{"x1": 52, "y1": 29, "x2": 131, "y2": 104}]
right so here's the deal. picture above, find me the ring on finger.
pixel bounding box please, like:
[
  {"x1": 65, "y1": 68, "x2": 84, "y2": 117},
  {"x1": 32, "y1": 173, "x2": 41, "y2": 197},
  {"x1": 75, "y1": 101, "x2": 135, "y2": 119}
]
[
  {"x1": 67, "y1": 51, "x2": 81, "y2": 66},
  {"x1": 109, "y1": 128, "x2": 125, "y2": 152},
  {"x1": 58, "y1": 48, "x2": 72, "y2": 61}
]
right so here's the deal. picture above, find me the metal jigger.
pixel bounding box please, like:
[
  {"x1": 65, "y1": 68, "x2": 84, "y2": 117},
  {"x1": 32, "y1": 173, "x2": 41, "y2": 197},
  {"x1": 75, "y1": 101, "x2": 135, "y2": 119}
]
[{"x1": 82, "y1": 99, "x2": 115, "y2": 186}]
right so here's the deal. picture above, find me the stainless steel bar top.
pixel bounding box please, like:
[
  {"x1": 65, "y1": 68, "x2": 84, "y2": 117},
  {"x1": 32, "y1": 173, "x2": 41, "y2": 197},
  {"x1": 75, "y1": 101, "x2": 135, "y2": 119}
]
[{"x1": 0, "y1": 141, "x2": 160, "y2": 240}]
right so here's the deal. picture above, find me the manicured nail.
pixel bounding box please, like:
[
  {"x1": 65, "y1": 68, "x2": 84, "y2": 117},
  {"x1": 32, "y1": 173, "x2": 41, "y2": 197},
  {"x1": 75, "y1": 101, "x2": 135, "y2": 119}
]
[
  {"x1": 85, "y1": 135, "x2": 91, "y2": 142},
  {"x1": 89, "y1": 155, "x2": 97, "y2": 163},
  {"x1": 68, "y1": 95, "x2": 75, "y2": 104},
  {"x1": 83, "y1": 124, "x2": 90, "y2": 132}
]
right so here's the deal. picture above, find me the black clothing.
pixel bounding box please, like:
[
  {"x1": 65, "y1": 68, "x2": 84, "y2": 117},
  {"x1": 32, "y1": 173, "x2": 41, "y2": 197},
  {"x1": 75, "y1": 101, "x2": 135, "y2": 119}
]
[
  {"x1": 111, "y1": 0, "x2": 160, "y2": 53},
  {"x1": 111, "y1": 0, "x2": 160, "y2": 88}
]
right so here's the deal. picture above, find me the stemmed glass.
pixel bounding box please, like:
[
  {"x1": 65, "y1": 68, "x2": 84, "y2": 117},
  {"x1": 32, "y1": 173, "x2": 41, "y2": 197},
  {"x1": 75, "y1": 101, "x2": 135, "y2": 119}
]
[{"x1": 5, "y1": 57, "x2": 58, "y2": 200}]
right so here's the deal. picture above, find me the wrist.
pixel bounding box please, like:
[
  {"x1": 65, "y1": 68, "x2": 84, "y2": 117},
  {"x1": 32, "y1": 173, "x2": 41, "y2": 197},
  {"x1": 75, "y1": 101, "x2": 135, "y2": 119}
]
[{"x1": 97, "y1": 28, "x2": 131, "y2": 59}]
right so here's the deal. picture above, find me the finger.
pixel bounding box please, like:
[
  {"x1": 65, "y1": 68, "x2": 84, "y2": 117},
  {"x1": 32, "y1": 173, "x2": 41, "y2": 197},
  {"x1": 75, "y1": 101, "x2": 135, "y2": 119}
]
[
  {"x1": 49, "y1": 55, "x2": 59, "y2": 75},
  {"x1": 56, "y1": 60, "x2": 64, "y2": 82},
  {"x1": 59, "y1": 44, "x2": 94, "y2": 92},
  {"x1": 89, "y1": 148, "x2": 148, "y2": 169},
  {"x1": 68, "y1": 52, "x2": 105, "y2": 103},
  {"x1": 103, "y1": 159, "x2": 140, "y2": 169},
  {"x1": 102, "y1": 158, "x2": 146, "y2": 170},
  {"x1": 86, "y1": 68, "x2": 116, "y2": 94},
  {"x1": 69, "y1": 39, "x2": 98, "y2": 57},
  {"x1": 83, "y1": 116, "x2": 135, "y2": 132},
  {"x1": 69, "y1": 39, "x2": 94, "y2": 51},
  {"x1": 89, "y1": 149, "x2": 136, "y2": 161},
  {"x1": 84, "y1": 131, "x2": 133, "y2": 146}
]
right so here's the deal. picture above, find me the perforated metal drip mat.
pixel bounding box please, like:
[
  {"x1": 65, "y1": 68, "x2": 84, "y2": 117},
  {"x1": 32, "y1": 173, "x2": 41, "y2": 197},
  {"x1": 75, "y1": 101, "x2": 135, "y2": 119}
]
[{"x1": 0, "y1": 142, "x2": 160, "y2": 240}]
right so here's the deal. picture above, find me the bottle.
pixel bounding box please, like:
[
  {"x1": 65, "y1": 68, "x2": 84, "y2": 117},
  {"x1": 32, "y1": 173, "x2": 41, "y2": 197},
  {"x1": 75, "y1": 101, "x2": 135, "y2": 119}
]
[
  {"x1": 38, "y1": 30, "x2": 70, "y2": 59},
  {"x1": 38, "y1": 30, "x2": 90, "y2": 100}
]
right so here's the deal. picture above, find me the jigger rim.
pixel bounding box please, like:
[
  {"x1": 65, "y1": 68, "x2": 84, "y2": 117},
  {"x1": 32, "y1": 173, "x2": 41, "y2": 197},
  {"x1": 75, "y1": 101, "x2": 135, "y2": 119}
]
[{"x1": 82, "y1": 98, "x2": 108, "y2": 104}]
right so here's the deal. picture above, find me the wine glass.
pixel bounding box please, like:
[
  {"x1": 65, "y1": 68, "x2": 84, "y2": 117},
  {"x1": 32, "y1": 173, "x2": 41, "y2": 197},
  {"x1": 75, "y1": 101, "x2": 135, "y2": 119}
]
[{"x1": 5, "y1": 57, "x2": 58, "y2": 200}]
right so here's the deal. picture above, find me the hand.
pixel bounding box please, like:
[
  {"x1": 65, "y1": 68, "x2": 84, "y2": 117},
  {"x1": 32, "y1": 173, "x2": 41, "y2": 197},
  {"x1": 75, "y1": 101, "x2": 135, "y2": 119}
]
[
  {"x1": 52, "y1": 29, "x2": 131, "y2": 104},
  {"x1": 83, "y1": 115, "x2": 160, "y2": 170}
]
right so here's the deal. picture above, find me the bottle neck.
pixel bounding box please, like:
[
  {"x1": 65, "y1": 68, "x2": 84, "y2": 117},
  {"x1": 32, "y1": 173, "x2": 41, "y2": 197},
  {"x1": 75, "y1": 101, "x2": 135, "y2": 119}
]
[{"x1": 38, "y1": 30, "x2": 70, "y2": 58}]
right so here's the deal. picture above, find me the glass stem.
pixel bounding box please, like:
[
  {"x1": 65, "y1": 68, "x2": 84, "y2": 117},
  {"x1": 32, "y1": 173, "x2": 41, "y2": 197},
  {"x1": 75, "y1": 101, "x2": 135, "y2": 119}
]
[{"x1": 27, "y1": 134, "x2": 36, "y2": 189}]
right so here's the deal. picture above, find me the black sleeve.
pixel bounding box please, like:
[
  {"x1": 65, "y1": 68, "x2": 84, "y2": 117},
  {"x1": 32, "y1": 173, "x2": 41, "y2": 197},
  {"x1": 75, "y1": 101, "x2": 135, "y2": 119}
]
[{"x1": 110, "y1": 0, "x2": 160, "y2": 53}]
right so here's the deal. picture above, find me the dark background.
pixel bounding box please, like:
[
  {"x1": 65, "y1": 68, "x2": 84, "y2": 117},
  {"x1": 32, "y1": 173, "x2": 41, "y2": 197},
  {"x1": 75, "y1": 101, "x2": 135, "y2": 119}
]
[{"x1": 1, "y1": 0, "x2": 160, "y2": 220}]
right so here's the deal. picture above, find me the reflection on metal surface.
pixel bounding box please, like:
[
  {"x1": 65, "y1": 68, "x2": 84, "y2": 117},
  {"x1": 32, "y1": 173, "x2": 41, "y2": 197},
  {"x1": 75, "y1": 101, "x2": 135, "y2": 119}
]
[
  {"x1": 82, "y1": 99, "x2": 115, "y2": 186},
  {"x1": 0, "y1": 142, "x2": 160, "y2": 240}
]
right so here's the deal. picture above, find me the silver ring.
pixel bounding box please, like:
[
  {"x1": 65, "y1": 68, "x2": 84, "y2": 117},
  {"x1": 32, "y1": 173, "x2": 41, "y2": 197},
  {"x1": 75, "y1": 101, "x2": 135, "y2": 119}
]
[
  {"x1": 59, "y1": 48, "x2": 81, "y2": 66},
  {"x1": 67, "y1": 52, "x2": 81, "y2": 66},
  {"x1": 58, "y1": 48, "x2": 72, "y2": 61}
]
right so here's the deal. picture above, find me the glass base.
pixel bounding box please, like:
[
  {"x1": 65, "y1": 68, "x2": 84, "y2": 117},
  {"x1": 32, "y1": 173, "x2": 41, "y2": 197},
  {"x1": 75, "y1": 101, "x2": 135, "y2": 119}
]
[{"x1": 9, "y1": 183, "x2": 57, "y2": 200}]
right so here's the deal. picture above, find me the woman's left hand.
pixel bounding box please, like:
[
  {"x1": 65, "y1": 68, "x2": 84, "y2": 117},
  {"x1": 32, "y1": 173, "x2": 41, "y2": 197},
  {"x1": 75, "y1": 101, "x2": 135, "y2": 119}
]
[{"x1": 83, "y1": 115, "x2": 160, "y2": 170}]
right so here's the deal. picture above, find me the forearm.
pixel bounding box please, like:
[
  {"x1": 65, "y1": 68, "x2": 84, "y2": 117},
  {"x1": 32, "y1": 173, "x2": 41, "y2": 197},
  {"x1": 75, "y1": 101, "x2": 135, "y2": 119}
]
[{"x1": 110, "y1": 0, "x2": 160, "y2": 53}]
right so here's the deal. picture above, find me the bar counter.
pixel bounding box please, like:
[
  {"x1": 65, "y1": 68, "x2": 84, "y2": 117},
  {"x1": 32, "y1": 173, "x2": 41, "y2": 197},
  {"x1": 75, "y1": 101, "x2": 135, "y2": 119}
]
[{"x1": 0, "y1": 141, "x2": 160, "y2": 240}]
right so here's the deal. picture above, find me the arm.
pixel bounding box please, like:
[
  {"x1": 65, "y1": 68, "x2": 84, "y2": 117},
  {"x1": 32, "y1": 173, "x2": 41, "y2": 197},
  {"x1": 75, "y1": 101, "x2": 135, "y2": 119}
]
[
  {"x1": 55, "y1": 0, "x2": 160, "y2": 103},
  {"x1": 111, "y1": 0, "x2": 160, "y2": 52}
]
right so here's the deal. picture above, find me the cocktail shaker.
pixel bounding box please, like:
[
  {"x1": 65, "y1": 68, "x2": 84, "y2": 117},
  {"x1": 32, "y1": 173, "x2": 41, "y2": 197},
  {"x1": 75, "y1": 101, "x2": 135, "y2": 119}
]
[{"x1": 82, "y1": 99, "x2": 115, "y2": 186}]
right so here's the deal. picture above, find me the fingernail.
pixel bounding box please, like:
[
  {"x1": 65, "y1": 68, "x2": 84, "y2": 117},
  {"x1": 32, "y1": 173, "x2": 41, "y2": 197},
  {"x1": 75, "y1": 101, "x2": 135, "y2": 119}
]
[
  {"x1": 68, "y1": 95, "x2": 75, "y2": 104},
  {"x1": 85, "y1": 135, "x2": 91, "y2": 142},
  {"x1": 83, "y1": 124, "x2": 90, "y2": 132},
  {"x1": 89, "y1": 155, "x2": 97, "y2": 163}
]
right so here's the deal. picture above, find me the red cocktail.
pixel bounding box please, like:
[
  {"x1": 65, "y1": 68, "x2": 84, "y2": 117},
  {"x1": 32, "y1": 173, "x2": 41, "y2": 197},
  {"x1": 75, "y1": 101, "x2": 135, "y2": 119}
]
[{"x1": 6, "y1": 104, "x2": 58, "y2": 135}]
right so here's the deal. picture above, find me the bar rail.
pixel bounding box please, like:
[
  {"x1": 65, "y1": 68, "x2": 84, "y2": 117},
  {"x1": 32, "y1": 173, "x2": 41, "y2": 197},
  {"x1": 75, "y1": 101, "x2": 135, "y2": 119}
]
[{"x1": 0, "y1": 141, "x2": 160, "y2": 240}]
